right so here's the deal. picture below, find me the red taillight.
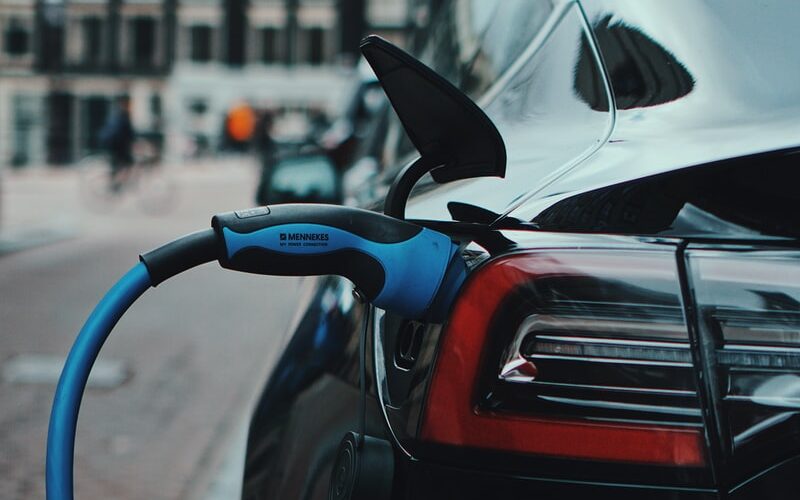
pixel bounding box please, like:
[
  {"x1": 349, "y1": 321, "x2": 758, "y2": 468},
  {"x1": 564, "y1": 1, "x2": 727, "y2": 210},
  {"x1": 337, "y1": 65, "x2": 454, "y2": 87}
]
[{"x1": 420, "y1": 251, "x2": 706, "y2": 466}]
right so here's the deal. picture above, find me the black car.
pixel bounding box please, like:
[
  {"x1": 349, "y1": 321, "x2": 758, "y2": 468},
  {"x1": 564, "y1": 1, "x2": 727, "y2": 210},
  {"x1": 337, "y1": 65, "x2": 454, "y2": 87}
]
[{"x1": 241, "y1": 1, "x2": 800, "y2": 499}]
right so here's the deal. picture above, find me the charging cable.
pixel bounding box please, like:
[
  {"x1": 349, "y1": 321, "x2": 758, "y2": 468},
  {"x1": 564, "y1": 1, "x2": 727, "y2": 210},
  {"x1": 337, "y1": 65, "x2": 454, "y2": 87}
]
[{"x1": 46, "y1": 204, "x2": 466, "y2": 500}]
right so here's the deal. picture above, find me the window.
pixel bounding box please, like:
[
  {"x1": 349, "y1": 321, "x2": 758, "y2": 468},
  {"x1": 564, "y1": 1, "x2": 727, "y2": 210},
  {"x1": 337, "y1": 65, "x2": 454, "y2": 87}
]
[
  {"x1": 82, "y1": 96, "x2": 110, "y2": 152},
  {"x1": 47, "y1": 92, "x2": 74, "y2": 164},
  {"x1": 150, "y1": 94, "x2": 162, "y2": 118},
  {"x1": 306, "y1": 27, "x2": 324, "y2": 65},
  {"x1": 398, "y1": 4, "x2": 612, "y2": 221},
  {"x1": 387, "y1": 0, "x2": 553, "y2": 162},
  {"x1": 131, "y1": 17, "x2": 156, "y2": 68},
  {"x1": 188, "y1": 98, "x2": 208, "y2": 116},
  {"x1": 43, "y1": 24, "x2": 65, "y2": 69},
  {"x1": 12, "y1": 94, "x2": 42, "y2": 166},
  {"x1": 190, "y1": 25, "x2": 212, "y2": 62},
  {"x1": 82, "y1": 17, "x2": 102, "y2": 65},
  {"x1": 418, "y1": 0, "x2": 553, "y2": 99},
  {"x1": 5, "y1": 19, "x2": 30, "y2": 56},
  {"x1": 224, "y1": 0, "x2": 247, "y2": 65},
  {"x1": 261, "y1": 27, "x2": 278, "y2": 64}
]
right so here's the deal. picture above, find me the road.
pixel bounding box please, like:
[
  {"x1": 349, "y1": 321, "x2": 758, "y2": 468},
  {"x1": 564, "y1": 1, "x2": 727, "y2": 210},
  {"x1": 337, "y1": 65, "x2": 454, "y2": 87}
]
[{"x1": 0, "y1": 159, "x2": 304, "y2": 499}]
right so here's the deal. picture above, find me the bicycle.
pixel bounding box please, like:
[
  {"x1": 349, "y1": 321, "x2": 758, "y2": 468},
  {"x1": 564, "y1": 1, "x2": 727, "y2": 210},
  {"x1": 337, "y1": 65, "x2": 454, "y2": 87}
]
[{"x1": 78, "y1": 138, "x2": 178, "y2": 215}]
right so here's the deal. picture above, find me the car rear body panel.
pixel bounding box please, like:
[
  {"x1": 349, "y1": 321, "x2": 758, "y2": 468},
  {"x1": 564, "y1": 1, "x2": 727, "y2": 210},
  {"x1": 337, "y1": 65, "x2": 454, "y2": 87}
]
[
  {"x1": 242, "y1": 1, "x2": 800, "y2": 498},
  {"x1": 507, "y1": 0, "x2": 800, "y2": 224}
]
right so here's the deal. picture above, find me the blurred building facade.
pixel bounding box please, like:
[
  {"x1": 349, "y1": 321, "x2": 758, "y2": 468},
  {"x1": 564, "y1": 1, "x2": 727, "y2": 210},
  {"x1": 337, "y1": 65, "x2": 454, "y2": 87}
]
[{"x1": 0, "y1": 0, "x2": 411, "y2": 167}]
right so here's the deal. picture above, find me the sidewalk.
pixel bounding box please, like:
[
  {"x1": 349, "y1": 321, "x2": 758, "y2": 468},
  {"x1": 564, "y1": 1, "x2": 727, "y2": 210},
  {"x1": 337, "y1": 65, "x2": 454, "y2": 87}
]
[
  {"x1": 0, "y1": 158, "x2": 259, "y2": 256},
  {"x1": 0, "y1": 156, "x2": 288, "y2": 499},
  {"x1": 0, "y1": 167, "x2": 81, "y2": 255}
]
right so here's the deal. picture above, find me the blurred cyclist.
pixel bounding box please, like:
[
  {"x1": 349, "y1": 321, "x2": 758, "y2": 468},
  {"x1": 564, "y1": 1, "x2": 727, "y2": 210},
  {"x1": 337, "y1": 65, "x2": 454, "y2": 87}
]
[
  {"x1": 254, "y1": 110, "x2": 278, "y2": 205},
  {"x1": 99, "y1": 95, "x2": 135, "y2": 192}
]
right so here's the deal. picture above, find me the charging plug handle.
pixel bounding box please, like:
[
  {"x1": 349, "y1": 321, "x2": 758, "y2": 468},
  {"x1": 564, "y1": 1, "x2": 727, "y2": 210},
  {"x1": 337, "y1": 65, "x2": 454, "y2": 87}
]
[
  {"x1": 140, "y1": 204, "x2": 462, "y2": 320},
  {"x1": 211, "y1": 204, "x2": 460, "y2": 319}
]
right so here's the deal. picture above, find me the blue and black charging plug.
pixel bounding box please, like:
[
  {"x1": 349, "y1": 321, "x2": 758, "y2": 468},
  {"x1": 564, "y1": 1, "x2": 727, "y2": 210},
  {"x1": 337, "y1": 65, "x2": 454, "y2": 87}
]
[{"x1": 46, "y1": 203, "x2": 466, "y2": 500}]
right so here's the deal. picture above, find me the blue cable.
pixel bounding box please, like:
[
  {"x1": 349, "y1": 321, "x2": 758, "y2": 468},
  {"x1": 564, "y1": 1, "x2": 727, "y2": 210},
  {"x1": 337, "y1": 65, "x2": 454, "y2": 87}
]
[
  {"x1": 43, "y1": 211, "x2": 461, "y2": 499},
  {"x1": 46, "y1": 263, "x2": 152, "y2": 500}
]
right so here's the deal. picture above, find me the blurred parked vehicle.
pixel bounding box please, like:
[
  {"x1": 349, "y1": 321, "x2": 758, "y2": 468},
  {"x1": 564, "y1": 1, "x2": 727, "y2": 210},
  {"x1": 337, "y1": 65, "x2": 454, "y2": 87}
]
[
  {"x1": 318, "y1": 65, "x2": 385, "y2": 170},
  {"x1": 242, "y1": 1, "x2": 800, "y2": 499},
  {"x1": 262, "y1": 154, "x2": 341, "y2": 205},
  {"x1": 255, "y1": 66, "x2": 386, "y2": 206}
]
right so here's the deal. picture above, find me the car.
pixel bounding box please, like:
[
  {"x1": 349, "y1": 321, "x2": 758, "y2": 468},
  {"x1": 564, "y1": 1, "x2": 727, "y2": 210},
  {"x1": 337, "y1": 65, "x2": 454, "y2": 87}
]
[
  {"x1": 240, "y1": 1, "x2": 800, "y2": 499},
  {"x1": 255, "y1": 67, "x2": 387, "y2": 206}
]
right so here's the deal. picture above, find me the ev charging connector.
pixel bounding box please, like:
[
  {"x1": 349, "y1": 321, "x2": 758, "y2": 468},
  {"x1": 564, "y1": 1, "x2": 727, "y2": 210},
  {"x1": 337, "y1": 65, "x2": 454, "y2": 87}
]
[{"x1": 47, "y1": 204, "x2": 466, "y2": 500}]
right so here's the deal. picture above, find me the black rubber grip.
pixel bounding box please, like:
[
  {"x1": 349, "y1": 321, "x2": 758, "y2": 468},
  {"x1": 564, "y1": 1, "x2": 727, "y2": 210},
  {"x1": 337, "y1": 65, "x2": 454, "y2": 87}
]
[
  {"x1": 211, "y1": 204, "x2": 422, "y2": 242},
  {"x1": 139, "y1": 229, "x2": 219, "y2": 286}
]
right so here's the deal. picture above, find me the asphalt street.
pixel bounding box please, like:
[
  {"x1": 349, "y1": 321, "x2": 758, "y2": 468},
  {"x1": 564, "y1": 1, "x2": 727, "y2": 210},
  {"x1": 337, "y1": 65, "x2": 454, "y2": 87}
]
[{"x1": 0, "y1": 159, "x2": 304, "y2": 499}]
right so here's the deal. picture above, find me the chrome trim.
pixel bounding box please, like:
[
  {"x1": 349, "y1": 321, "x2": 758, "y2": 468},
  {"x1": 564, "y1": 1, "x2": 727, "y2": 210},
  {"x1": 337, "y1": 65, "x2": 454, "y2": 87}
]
[
  {"x1": 538, "y1": 395, "x2": 702, "y2": 417},
  {"x1": 499, "y1": 315, "x2": 541, "y2": 383},
  {"x1": 529, "y1": 380, "x2": 696, "y2": 396},
  {"x1": 725, "y1": 395, "x2": 800, "y2": 408},
  {"x1": 535, "y1": 335, "x2": 690, "y2": 349},
  {"x1": 722, "y1": 344, "x2": 800, "y2": 354},
  {"x1": 498, "y1": 314, "x2": 691, "y2": 384},
  {"x1": 514, "y1": 315, "x2": 688, "y2": 340},
  {"x1": 372, "y1": 307, "x2": 412, "y2": 459},
  {"x1": 734, "y1": 412, "x2": 798, "y2": 446}
]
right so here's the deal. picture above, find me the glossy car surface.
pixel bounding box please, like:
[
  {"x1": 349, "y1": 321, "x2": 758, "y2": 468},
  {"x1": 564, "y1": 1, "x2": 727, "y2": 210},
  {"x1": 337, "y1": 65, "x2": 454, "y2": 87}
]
[{"x1": 242, "y1": 1, "x2": 800, "y2": 499}]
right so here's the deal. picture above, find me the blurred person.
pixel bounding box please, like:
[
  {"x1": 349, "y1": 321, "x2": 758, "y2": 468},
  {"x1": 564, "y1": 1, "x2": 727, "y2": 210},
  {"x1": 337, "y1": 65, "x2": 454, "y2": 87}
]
[
  {"x1": 99, "y1": 95, "x2": 135, "y2": 192},
  {"x1": 223, "y1": 101, "x2": 256, "y2": 152},
  {"x1": 306, "y1": 107, "x2": 331, "y2": 144},
  {"x1": 254, "y1": 110, "x2": 278, "y2": 205}
]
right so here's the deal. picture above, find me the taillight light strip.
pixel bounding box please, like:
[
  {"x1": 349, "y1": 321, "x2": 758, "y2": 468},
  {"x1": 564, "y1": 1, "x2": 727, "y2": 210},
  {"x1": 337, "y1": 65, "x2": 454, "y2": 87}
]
[
  {"x1": 716, "y1": 348, "x2": 800, "y2": 369},
  {"x1": 528, "y1": 353, "x2": 692, "y2": 367},
  {"x1": 421, "y1": 252, "x2": 706, "y2": 466}
]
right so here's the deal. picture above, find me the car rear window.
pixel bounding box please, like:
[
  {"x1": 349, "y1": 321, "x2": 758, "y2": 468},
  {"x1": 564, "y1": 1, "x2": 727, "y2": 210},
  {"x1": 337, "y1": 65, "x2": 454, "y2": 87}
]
[
  {"x1": 395, "y1": 3, "x2": 613, "y2": 222},
  {"x1": 418, "y1": 0, "x2": 553, "y2": 99},
  {"x1": 387, "y1": 0, "x2": 554, "y2": 163}
]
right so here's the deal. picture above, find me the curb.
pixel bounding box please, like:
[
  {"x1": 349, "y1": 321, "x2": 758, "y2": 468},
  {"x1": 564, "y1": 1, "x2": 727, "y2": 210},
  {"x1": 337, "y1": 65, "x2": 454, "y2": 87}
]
[{"x1": 0, "y1": 226, "x2": 78, "y2": 257}]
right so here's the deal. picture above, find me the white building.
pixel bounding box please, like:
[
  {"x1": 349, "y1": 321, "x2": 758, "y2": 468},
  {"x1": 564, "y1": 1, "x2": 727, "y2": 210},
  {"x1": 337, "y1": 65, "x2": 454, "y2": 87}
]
[
  {"x1": 0, "y1": 0, "x2": 170, "y2": 166},
  {"x1": 0, "y1": 0, "x2": 410, "y2": 167}
]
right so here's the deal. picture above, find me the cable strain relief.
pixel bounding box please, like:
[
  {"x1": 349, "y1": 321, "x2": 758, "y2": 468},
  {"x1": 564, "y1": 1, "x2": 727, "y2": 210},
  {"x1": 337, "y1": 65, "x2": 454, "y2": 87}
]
[{"x1": 139, "y1": 229, "x2": 219, "y2": 286}]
